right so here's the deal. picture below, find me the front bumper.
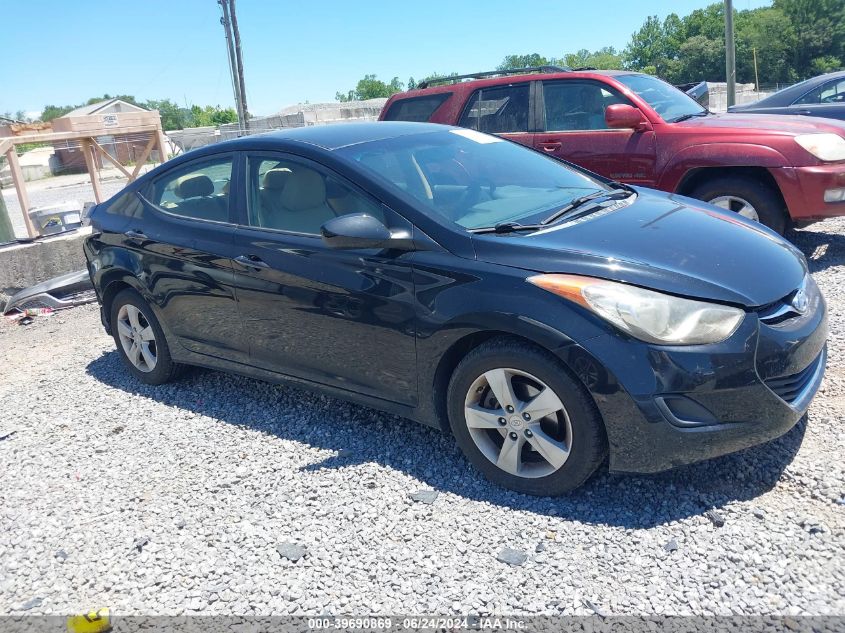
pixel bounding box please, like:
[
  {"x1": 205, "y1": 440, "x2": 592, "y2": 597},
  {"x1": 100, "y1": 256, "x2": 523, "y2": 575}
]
[
  {"x1": 566, "y1": 283, "x2": 828, "y2": 474},
  {"x1": 773, "y1": 164, "x2": 845, "y2": 222}
]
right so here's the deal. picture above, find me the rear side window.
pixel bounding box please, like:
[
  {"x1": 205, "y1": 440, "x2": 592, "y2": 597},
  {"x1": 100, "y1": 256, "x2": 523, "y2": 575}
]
[
  {"x1": 459, "y1": 83, "x2": 530, "y2": 133},
  {"x1": 152, "y1": 157, "x2": 233, "y2": 223},
  {"x1": 795, "y1": 79, "x2": 845, "y2": 105},
  {"x1": 383, "y1": 93, "x2": 451, "y2": 122}
]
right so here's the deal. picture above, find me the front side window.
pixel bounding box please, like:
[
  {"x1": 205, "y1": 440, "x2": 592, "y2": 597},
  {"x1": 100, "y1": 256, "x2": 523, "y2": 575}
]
[
  {"x1": 152, "y1": 156, "x2": 232, "y2": 222},
  {"x1": 795, "y1": 79, "x2": 845, "y2": 105},
  {"x1": 383, "y1": 93, "x2": 451, "y2": 122},
  {"x1": 617, "y1": 73, "x2": 706, "y2": 122},
  {"x1": 247, "y1": 156, "x2": 384, "y2": 235},
  {"x1": 459, "y1": 83, "x2": 530, "y2": 134},
  {"x1": 543, "y1": 81, "x2": 628, "y2": 131},
  {"x1": 337, "y1": 128, "x2": 609, "y2": 230}
]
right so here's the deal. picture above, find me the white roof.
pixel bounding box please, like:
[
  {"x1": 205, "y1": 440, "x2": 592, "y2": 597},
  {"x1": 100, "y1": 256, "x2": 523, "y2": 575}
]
[{"x1": 62, "y1": 99, "x2": 147, "y2": 118}]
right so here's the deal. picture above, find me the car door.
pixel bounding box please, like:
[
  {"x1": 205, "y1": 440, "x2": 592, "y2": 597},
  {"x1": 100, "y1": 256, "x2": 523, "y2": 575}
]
[
  {"x1": 790, "y1": 78, "x2": 845, "y2": 121},
  {"x1": 231, "y1": 152, "x2": 418, "y2": 405},
  {"x1": 131, "y1": 152, "x2": 249, "y2": 362},
  {"x1": 458, "y1": 82, "x2": 534, "y2": 148},
  {"x1": 534, "y1": 79, "x2": 657, "y2": 186}
]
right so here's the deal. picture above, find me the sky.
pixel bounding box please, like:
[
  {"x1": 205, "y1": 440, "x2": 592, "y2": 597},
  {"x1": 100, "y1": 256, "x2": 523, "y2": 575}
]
[{"x1": 2, "y1": 0, "x2": 772, "y2": 118}]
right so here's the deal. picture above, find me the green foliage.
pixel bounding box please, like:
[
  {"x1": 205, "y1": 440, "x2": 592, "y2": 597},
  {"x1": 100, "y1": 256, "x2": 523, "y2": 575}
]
[
  {"x1": 563, "y1": 47, "x2": 624, "y2": 70},
  {"x1": 497, "y1": 53, "x2": 556, "y2": 70},
  {"x1": 40, "y1": 105, "x2": 74, "y2": 121},
  {"x1": 336, "y1": 75, "x2": 404, "y2": 102},
  {"x1": 188, "y1": 104, "x2": 239, "y2": 127}
]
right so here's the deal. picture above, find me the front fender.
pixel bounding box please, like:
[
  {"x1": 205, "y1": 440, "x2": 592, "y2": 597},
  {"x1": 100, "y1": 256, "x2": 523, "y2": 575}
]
[{"x1": 657, "y1": 142, "x2": 789, "y2": 192}]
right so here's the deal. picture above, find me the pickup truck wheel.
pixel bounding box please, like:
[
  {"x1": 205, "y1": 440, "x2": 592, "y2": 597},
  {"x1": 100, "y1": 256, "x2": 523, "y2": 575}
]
[{"x1": 690, "y1": 176, "x2": 787, "y2": 235}]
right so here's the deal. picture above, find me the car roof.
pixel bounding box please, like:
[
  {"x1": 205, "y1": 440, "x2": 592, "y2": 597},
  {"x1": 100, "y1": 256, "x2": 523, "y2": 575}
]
[
  {"x1": 391, "y1": 69, "x2": 637, "y2": 98},
  {"x1": 191, "y1": 121, "x2": 450, "y2": 157}
]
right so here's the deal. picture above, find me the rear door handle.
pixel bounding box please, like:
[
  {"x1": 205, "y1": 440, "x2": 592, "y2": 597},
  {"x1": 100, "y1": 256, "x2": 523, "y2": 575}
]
[
  {"x1": 124, "y1": 229, "x2": 147, "y2": 239},
  {"x1": 235, "y1": 254, "x2": 270, "y2": 270},
  {"x1": 540, "y1": 142, "x2": 562, "y2": 152}
]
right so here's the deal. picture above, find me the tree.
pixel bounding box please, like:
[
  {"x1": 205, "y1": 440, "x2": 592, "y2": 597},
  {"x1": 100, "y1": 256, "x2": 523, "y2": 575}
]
[
  {"x1": 40, "y1": 105, "x2": 74, "y2": 121},
  {"x1": 774, "y1": 0, "x2": 845, "y2": 78},
  {"x1": 143, "y1": 98, "x2": 189, "y2": 130},
  {"x1": 497, "y1": 53, "x2": 556, "y2": 70},
  {"x1": 563, "y1": 47, "x2": 624, "y2": 70},
  {"x1": 336, "y1": 75, "x2": 404, "y2": 102}
]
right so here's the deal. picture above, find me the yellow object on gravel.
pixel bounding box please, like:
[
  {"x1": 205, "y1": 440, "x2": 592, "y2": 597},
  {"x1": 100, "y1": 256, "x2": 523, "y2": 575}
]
[{"x1": 66, "y1": 608, "x2": 111, "y2": 633}]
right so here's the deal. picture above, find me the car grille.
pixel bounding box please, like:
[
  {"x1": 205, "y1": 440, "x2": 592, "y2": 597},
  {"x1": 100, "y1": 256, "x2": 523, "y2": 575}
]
[{"x1": 764, "y1": 352, "x2": 824, "y2": 405}]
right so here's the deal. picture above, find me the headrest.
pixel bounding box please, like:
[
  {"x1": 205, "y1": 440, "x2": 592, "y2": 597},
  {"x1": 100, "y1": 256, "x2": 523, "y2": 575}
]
[
  {"x1": 280, "y1": 167, "x2": 326, "y2": 211},
  {"x1": 174, "y1": 174, "x2": 214, "y2": 199},
  {"x1": 262, "y1": 168, "x2": 292, "y2": 190}
]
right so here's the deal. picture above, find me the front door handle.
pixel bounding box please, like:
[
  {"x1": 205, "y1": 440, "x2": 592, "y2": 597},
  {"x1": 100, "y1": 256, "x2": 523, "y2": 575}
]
[
  {"x1": 540, "y1": 142, "x2": 562, "y2": 152},
  {"x1": 795, "y1": 109, "x2": 811, "y2": 115},
  {"x1": 124, "y1": 229, "x2": 147, "y2": 239},
  {"x1": 235, "y1": 254, "x2": 270, "y2": 270}
]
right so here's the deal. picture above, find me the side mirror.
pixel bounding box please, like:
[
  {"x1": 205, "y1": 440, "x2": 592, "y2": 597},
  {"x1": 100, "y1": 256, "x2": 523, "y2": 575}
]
[
  {"x1": 605, "y1": 104, "x2": 648, "y2": 131},
  {"x1": 320, "y1": 213, "x2": 393, "y2": 250}
]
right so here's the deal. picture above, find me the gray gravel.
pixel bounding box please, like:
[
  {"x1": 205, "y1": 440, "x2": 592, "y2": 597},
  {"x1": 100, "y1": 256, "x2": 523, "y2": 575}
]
[{"x1": 1, "y1": 218, "x2": 844, "y2": 617}]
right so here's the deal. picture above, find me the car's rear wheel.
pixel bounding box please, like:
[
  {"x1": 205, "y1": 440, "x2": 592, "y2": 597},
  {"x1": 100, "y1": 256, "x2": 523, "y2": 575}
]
[
  {"x1": 447, "y1": 338, "x2": 606, "y2": 495},
  {"x1": 690, "y1": 176, "x2": 787, "y2": 234},
  {"x1": 110, "y1": 288, "x2": 182, "y2": 385}
]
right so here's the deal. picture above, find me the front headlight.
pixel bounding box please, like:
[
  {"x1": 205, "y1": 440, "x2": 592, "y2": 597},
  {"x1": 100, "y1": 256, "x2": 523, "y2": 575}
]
[
  {"x1": 528, "y1": 274, "x2": 745, "y2": 345},
  {"x1": 794, "y1": 133, "x2": 845, "y2": 162}
]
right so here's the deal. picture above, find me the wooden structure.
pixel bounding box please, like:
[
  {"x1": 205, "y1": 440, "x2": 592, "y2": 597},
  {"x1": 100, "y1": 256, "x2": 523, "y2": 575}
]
[{"x1": 0, "y1": 109, "x2": 167, "y2": 238}]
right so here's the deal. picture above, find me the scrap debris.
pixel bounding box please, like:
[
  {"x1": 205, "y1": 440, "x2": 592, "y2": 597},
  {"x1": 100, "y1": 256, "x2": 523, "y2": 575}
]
[{"x1": 4, "y1": 307, "x2": 54, "y2": 326}]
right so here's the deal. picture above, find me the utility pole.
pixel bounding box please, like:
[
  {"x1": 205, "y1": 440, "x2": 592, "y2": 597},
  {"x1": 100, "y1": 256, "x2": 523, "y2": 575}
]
[
  {"x1": 753, "y1": 47, "x2": 760, "y2": 93},
  {"x1": 724, "y1": 0, "x2": 736, "y2": 107},
  {"x1": 218, "y1": 0, "x2": 249, "y2": 133},
  {"x1": 229, "y1": 0, "x2": 250, "y2": 131}
]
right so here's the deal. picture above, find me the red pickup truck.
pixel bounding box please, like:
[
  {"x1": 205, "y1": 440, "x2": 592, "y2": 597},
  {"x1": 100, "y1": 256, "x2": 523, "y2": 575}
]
[{"x1": 380, "y1": 67, "x2": 845, "y2": 234}]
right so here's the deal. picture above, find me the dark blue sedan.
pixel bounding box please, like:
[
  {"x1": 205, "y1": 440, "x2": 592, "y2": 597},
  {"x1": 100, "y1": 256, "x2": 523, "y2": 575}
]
[
  {"x1": 729, "y1": 71, "x2": 845, "y2": 121},
  {"x1": 84, "y1": 122, "x2": 827, "y2": 495}
]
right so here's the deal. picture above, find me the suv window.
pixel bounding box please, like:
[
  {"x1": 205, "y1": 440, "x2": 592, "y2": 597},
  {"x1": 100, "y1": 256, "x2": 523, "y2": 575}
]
[
  {"x1": 795, "y1": 79, "x2": 845, "y2": 105},
  {"x1": 383, "y1": 93, "x2": 451, "y2": 122},
  {"x1": 152, "y1": 156, "x2": 232, "y2": 222},
  {"x1": 247, "y1": 156, "x2": 384, "y2": 235},
  {"x1": 459, "y1": 83, "x2": 530, "y2": 133},
  {"x1": 543, "y1": 81, "x2": 628, "y2": 131}
]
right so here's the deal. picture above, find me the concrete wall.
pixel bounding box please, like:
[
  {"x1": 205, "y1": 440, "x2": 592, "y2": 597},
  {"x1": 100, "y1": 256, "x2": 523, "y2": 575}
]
[{"x1": 0, "y1": 228, "x2": 90, "y2": 306}]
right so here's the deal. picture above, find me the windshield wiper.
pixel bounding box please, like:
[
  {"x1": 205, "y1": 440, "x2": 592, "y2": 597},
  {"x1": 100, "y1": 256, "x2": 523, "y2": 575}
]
[
  {"x1": 672, "y1": 111, "x2": 709, "y2": 123},
  {"x1": 471, "y1": 221, "x2": 543, "y2": 235},
  {"x1": 541, "y1": 188, "x2": 633, "y2": 225}
]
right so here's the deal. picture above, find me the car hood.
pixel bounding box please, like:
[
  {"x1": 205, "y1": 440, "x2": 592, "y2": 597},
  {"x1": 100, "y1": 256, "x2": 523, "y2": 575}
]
[
  {"x1": 680, "y1": 112, "x2": 845, "y2": 135},
  {"x1": 470, "y1": 189, "x2": 807, "y2": 307}
]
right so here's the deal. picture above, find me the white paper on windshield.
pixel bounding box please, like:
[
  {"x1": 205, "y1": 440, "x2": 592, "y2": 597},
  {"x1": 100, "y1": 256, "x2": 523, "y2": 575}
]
[{"x1": 449, "y1": 129, "x2": 503, "y2": 144}]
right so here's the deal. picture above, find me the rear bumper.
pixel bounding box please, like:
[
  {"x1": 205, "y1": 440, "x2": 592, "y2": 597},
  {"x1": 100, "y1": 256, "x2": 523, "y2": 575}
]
[
  {"x1": 566, "y1": 285, "x2": 828, "y2": 474},
  {"x1": 773, "y1": 164, "x2": 845, "y2": 222}
]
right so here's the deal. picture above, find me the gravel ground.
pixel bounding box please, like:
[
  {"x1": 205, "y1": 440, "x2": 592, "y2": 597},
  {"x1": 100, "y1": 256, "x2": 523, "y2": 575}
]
[{"x1": 1, "y1": 219, "x2": 843, "y2": 618}]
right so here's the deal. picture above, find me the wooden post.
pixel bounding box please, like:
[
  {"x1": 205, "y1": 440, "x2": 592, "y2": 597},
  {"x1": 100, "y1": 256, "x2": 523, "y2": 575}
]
[
  {"x1": 5, "y1": 147, "x2": 38, "y2": 238},
  {"x1": 156, "y1": 128, "x2": 169, "y2": 166},
  {"x1": 90, "y1": 139, "x2": 132, "y2": 179},
  {"x1": 80, "y1": 138, "x2": 104, "y2": 203},
  {"x1": 131, "y1": 135, "x2": 157, "y2": 180}
]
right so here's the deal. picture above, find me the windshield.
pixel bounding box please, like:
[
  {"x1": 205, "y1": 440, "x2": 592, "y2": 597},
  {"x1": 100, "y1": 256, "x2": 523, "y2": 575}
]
[
  {"x1": 335, "y1": 128, "x2": 608, "y2": 230},
  {"x1": 618, "y1": 74, "x2": 706, "y2": 122}
]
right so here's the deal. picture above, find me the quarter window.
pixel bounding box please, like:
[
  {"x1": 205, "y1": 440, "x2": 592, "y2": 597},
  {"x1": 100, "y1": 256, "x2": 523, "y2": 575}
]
[
  {"x1": 543, "y1": 81, "x2": 628, "y2": 131},
  {"x1": 247, "y1": 156, "x2": 384, "y2": 235},
  {"x1": 383, "y1": 93, "x2": 451, "y2": 122},
  {"x1": 152, "y1": 156, "x2": 232, "y2": 222},
  {"x1": 459, "y1": 83, "x2": 530, "y2": 133}
]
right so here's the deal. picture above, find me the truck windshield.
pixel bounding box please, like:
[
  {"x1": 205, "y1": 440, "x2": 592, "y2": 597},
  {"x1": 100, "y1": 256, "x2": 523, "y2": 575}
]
[
  {"x1": 336, "y1": 128, "x2": 611, "y2": 230},
  {"x1": 618, "y1": 74, "x2": 707, "y2": 122}
]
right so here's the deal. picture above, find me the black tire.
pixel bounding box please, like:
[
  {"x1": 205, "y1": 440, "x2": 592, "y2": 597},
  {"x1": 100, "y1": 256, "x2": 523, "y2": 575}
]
[
  {"x1": 446, "y1": 338, "x2": 607, "y2": 496},
  {"x1": 109, "y1": 288, "x2": 183, "y2": 385},
  {"x1": 689, "y1": 175, "x2": 788, "y2": 235}
]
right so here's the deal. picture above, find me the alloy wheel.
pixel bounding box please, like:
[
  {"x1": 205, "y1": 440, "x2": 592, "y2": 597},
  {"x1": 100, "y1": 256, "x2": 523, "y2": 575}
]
[
  {"x1": 463, "y1": 367, "x2": 573, "y2": 479},
  {"x1": 709, "y1": 195, "x2": 760, "y2": 222},
  {"x1": 116, "y1": 304, "x2": 157, "y2": 373}
]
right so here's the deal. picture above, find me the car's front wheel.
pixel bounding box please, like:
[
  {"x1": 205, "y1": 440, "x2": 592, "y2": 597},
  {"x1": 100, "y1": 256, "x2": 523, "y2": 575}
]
[
  {"x1": 110, "y1": 288, "x2": 182, "y2": 385},
  {"x1": 447, "y1": 338, "x2": 606, "y2": 495},
  {"x1": 690, "y1": 175, "x2": 787, "y2": 234}
]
